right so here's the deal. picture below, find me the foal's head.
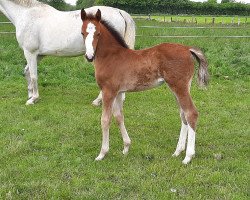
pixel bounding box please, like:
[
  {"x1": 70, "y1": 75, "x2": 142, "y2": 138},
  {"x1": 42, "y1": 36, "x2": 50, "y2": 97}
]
[{"x1": 81, "y1": 9, "x2": 101, "y2": 62}]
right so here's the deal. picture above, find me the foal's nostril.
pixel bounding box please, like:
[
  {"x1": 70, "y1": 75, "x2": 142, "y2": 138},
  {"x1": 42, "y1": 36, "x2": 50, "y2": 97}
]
[{"x1": 85, "y1": 55, "x2": 94, "y2": 62}]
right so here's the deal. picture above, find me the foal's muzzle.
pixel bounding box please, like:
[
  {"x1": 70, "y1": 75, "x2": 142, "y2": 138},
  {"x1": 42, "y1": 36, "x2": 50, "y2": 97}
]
[{"x1": 85, "y1": 55, "x2": 94, "y2": 62}]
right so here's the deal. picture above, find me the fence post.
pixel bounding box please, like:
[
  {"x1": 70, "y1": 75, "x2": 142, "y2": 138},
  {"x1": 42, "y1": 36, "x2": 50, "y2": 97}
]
[
  {"x1": 212, "y1": 17, "x2": 215, "y2": 25},
  {"x1": 164, "y1": 15, "x2": 166, "y2": 22},
  {"x1": 148, "y1": 14, "x2": 151, "y2": 20},
  {"x1": 171, "y1": 17, "x2": 173, "y2": 22},
  {"x1": 195, "y1": 18, "x2": 197, "y2": 24},
  {"x1": 238, "y1": 18, "x2": 240, "y2": 26},
  {"x1": 231, "y1": 17, "x2": 234, "y2": 25}
]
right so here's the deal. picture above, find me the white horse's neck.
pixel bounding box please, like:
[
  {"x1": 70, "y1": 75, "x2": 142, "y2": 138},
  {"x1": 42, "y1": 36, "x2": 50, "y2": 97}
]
[{"x1": 0, "y1": 0, "x2": 45, "y2": 25}]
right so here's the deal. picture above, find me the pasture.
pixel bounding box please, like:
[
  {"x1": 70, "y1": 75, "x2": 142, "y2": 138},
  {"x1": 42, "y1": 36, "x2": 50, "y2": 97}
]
[
  {"x1": 134, "y1": 14, "x2": 249, "y2": 26},
  {"x1": 0, "y1": 13, "x2": 249, "y2": 199}
]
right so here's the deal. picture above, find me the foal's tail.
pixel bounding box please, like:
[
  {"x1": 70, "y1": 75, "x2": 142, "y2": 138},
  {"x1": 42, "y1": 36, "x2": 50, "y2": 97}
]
[
  {"x1": 119, "y1": 9, "x2": 136, "y2": 49},
  {"x1": 190, "y1": 47, "x2": 209, "y2": 88}
]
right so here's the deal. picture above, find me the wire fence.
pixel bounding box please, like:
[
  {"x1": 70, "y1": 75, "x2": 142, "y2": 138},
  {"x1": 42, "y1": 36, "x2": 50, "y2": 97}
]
[{"x1": 0, "y1": 21, "x2": 250, "y2": 38}]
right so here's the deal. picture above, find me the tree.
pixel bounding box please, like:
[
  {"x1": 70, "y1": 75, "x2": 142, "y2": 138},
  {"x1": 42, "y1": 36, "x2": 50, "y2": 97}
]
[
  {"x1": 40, "y1": 0, "x2": 69, "y2": 10},
  {"x1": 207, "y1": 0, "x2": 217, "y2": 4},
  {"x1": 76, "y1": 0, "x2": 96, "y2": 9},
  {"x1": 95, "y1": 0, "x2": 250, "y2": 15},
  {"x1": 221, "y1": 0, "x2": 236, "y2": 3}
]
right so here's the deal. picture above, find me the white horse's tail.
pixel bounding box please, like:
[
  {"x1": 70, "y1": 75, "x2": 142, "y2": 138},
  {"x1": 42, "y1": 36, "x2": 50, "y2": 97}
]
[{"x1": 118, "y1": 10, "x2": 136, "y2": 49}]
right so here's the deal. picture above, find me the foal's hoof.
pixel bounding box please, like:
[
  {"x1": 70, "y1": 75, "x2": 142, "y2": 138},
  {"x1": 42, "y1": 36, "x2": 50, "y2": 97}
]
[
  {"x1": 172, "y1": 152, "x2": 180, "y2": 157},
  {"x1": 122, "y1": 144, "x2": 130, "y2": 155},
  {"x1": 122, "y1": 148, "x2": 129, "y2": 155},
  {"x1": 182, "y1": 155, "x2": 194, "y2": 165},
  {"x1": 95, "y1": 155, "x2": 105, "y2": 161},
  {"x1": 92, "y1": 99, "x2": 102, "y2": 107},
  {"x1": 172, "y1": 149, "x2": 184, "y2": 157},
  {"x1": 95, "y1": 152, "x2": 107, "y2": 161}
]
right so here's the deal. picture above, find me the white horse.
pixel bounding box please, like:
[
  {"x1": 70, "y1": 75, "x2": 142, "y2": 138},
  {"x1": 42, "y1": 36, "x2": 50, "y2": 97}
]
[{"x1": 0, "y1": 0, "x2": 135, "y2": 105}]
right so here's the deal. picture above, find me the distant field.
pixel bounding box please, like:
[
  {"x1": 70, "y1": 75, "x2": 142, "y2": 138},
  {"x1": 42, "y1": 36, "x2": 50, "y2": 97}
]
[
  {"x1": 134, "y1": 14, "x2": 249, "y2": 25},
  {"x1": 0, "y1": 12, "x2": 249, "y2": 199}
]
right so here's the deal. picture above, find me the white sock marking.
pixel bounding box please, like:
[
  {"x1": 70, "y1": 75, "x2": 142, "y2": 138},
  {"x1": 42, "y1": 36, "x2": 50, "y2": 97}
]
[
  {"x1": 173, "y1": 122, "x2": 188, "y2": 157},
  {"x1": 182, "y1": 125, "x2": 196, "y2": 164}
]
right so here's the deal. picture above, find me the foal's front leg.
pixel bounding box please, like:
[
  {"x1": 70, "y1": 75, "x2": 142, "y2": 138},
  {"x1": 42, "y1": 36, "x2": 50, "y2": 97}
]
[
  {"x1": 112, "y1": 93, "x2": 131, "y2": 155},
  {"x1": 95, "y1": 90, "x2": 116, "y2": 161}
]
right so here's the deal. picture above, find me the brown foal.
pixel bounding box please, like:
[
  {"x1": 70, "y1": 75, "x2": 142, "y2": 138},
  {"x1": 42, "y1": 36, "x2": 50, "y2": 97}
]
[{"x1": 81, "y1": 9, "x2": 209, "y2": 164}]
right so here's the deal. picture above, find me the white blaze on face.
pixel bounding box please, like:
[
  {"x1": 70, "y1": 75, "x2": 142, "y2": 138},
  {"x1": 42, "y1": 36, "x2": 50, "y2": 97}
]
[{"x1": 85, "y1": 22, "x2": 96, "y2": 60}]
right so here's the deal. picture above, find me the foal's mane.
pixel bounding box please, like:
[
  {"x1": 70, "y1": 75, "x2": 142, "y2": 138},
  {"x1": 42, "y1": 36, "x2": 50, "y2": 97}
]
[
  {"x1": 85, "y1": 14, "x2": 129, "y2": 49},
  {"x1": 101, "y1": 19, "x2": 129, "y2": 49},
  {"x1": 10, "y1": 0, "x2": 45, "y2": 8}
]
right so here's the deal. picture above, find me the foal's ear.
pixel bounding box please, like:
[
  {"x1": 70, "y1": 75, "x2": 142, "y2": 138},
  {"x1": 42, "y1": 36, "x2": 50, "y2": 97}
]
[
  {"x1": 96, "y1": 9, "x2": 101, "y2": 21},
  {"x1": 81, "y1": 8, "x2": 86, "y2": 21}
]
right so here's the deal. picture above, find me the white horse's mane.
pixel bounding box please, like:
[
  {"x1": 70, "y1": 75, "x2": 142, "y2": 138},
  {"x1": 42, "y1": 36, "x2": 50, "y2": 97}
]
[{"x1": 10, "y1": 0, "x2": 45, "y2": 7}]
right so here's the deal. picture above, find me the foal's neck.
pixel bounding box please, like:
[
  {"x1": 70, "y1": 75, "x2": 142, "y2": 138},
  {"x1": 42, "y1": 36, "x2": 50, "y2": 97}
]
[{"x1": 95, "y1": 23, "x2": 127, "y2": 60}]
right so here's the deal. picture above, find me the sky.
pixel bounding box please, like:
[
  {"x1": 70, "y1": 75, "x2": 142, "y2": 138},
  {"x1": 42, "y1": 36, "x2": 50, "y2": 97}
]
[
  {"x1": 64, "y1": 0, "x2": 250, "y2": 6},
  {"x1": 64, "y1": 0, "x2": 77, "y2": 5}
]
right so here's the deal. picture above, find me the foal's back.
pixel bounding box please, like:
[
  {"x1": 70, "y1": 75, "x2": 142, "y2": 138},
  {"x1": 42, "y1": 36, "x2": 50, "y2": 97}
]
[
  {"x1": 95, "y1": 43, "x2": 194, "y2": 91},
  {"x1": 104, "y1": 43, "x2": 195, "y2": 91}
]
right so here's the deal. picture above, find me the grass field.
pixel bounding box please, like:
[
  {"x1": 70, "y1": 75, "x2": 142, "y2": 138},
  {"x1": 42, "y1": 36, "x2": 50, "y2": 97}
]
[
  {"x1": 134, "y1": 14, "x2": 249, "y2": 25},
  {"x1": 0, "y1": 13, "x2": 250, "y2": 199}
]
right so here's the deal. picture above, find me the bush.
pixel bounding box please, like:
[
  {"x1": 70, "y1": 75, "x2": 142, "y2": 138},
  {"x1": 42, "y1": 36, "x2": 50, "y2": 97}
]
[{"x1": 96, "y1": 0, "x2": 250, "y2": 15}]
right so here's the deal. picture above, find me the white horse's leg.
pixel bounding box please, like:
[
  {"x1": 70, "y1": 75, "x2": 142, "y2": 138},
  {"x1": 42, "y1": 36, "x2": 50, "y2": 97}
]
[
  {"x1": 92, "y1": 91, "x2": 125, "y2": 106},
  {"x1": 92, "y1": 91, "x2": 103, "y2": 106},
  {"x1": 24, "y1": 50, "x2": 39, "y2": 105},
  {"x1": 24, "y1": 65, "x2": 33, "y2": 99},
  {"x1": 172, "y1": 110, "x2": 188, "y2": 157},
  {"x1": 113, "y1": 93, "x2": 131, "y2": 155}
]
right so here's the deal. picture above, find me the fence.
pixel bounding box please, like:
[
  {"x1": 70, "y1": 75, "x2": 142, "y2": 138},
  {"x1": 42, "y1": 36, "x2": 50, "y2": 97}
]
[{"x1": 1, "y1": 16, "x2": 250, "y2": 38}]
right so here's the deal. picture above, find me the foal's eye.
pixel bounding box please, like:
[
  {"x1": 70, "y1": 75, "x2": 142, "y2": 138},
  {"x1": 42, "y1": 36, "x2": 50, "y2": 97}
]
[{"x1": 97, "y1": 32, "x2": 101, "y2": 36}]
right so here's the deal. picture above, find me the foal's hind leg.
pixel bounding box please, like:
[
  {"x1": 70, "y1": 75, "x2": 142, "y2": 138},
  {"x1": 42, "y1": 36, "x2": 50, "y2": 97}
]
[
  {"x1": 172, "y1": 89, "x2": 199, "y2": 164},
  {"x1": 172, "y1": 110, "x2": 188, "y2": 157},
  {"x1": 112, "y1": 93, "x2": 131, "y2": 155}
]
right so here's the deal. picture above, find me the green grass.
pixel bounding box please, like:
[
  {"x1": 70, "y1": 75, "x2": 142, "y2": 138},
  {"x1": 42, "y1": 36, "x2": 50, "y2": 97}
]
[{"x1": 0, "y1": 17, "x2": 250, "y2": 199}]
